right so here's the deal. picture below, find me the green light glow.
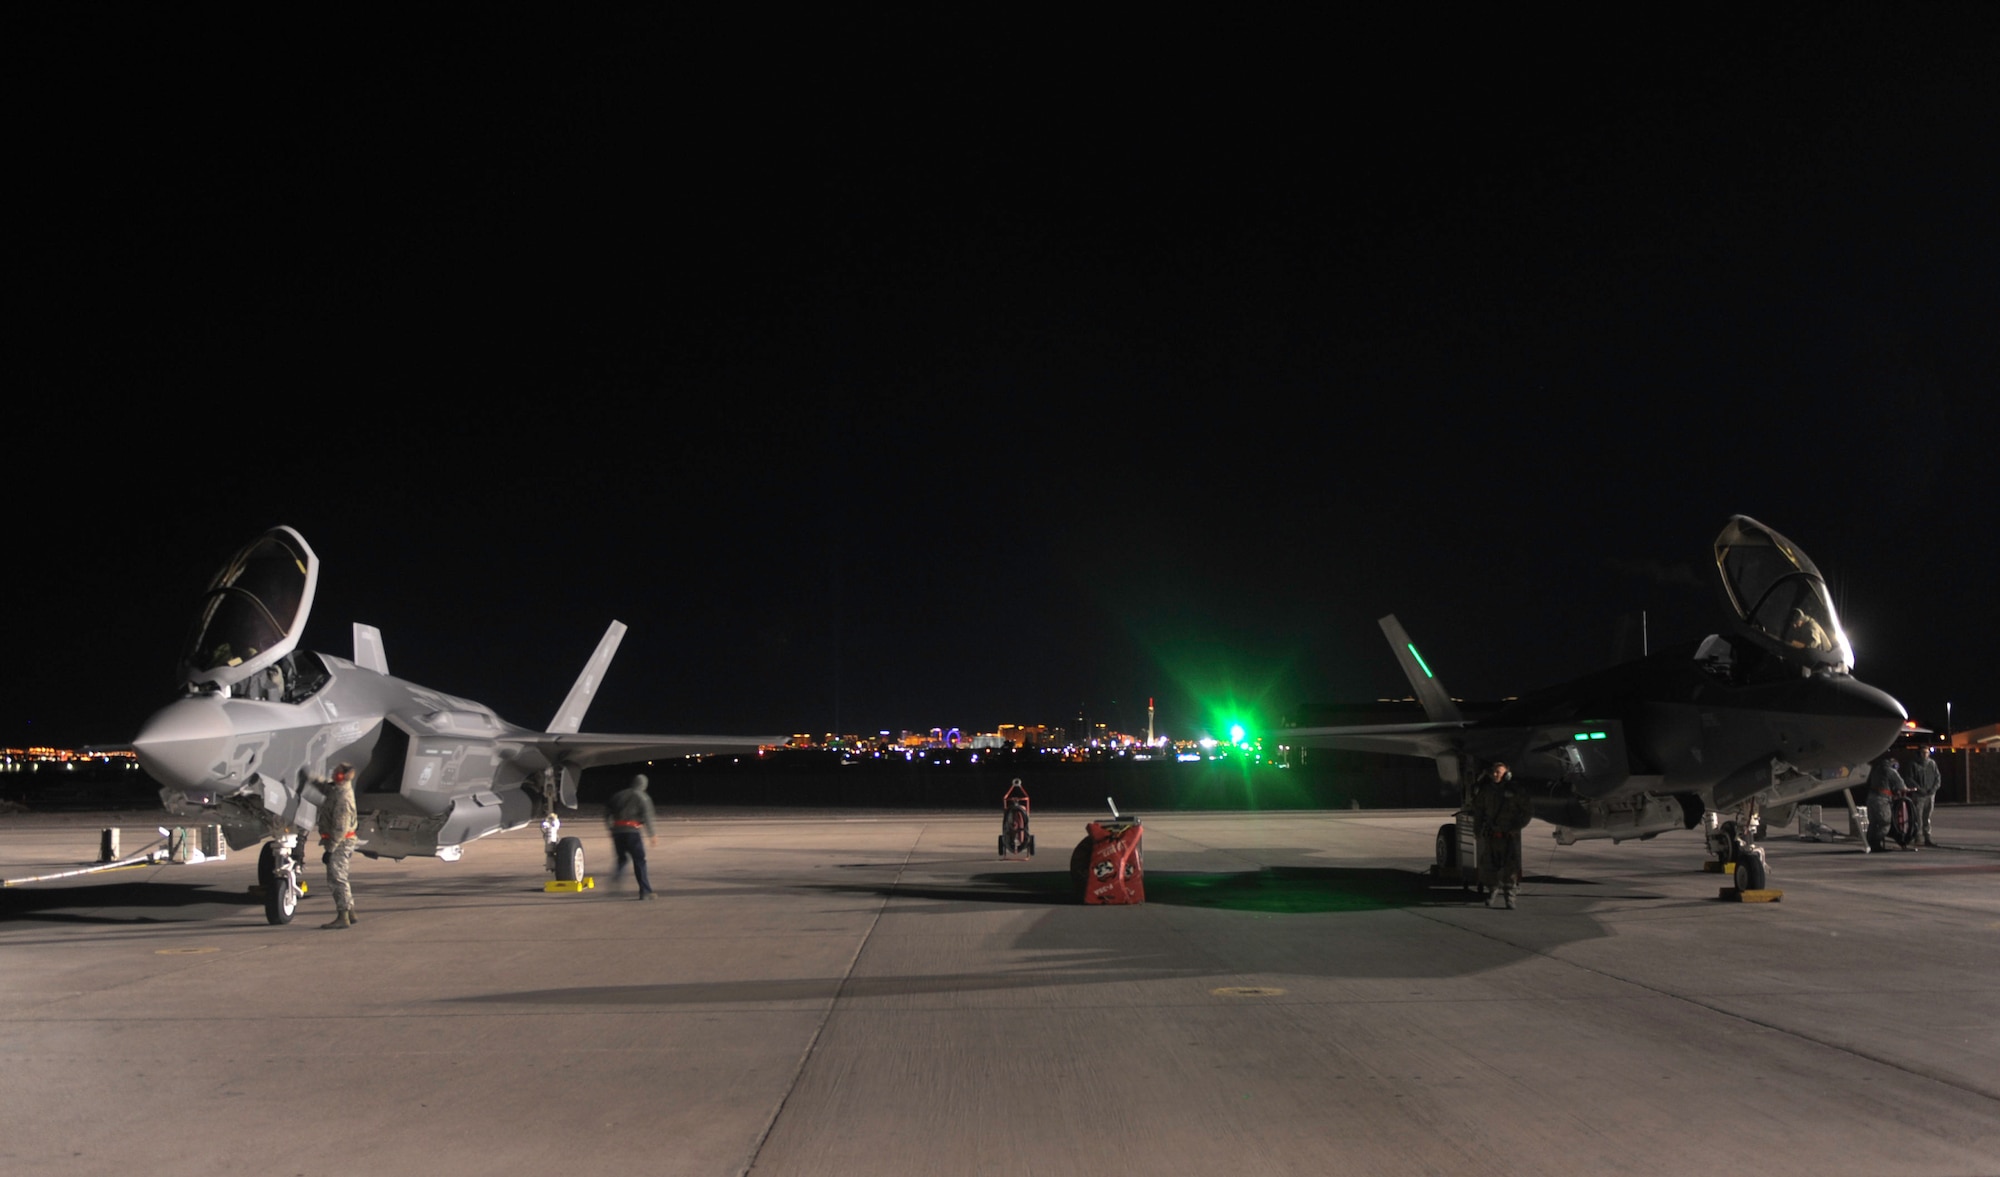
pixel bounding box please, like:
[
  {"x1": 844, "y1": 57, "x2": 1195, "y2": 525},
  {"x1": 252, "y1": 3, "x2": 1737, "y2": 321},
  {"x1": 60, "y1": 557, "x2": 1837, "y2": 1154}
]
[
  {"x1": 1591, "y1": 732, "x2": 1607, "y2": 740},
  {"x1": 1229, "y1": 723, "x2": 1246, "y2": 744},
  {"x1": 1407, "y1": 643, "x2": 1434, "y2": 679},
  {"x1": 1574, "y1": 733, "x2": 1590, "y2": 741}
]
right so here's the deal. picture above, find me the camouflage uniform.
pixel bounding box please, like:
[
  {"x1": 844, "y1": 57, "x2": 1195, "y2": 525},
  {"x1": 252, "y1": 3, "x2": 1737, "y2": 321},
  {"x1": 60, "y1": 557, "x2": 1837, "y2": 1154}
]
[
  {"x1": 1472, "y1": 766, "x2": 1533, "y2": 908},
  {"x1": 1908, "y1": 750, "x2": 1942, "y2": 847},
  {"x1": 1864, "y1": 756, "x2": 1903, "y2": 853},
  {"x1": 317, "y1": 769, "x2": 359, "y2": 927}
]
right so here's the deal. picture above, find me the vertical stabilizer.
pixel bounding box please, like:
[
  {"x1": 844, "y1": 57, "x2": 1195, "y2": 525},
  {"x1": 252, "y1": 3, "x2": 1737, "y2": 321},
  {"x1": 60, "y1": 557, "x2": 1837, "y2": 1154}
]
[
  {"x1": 352, "y1": 624, "x2": 389, "y2": 675},
  {"x1": 1378, "y1": 615, "x2": 1463, "y2": 723},
  {"x1": 548, "y1": 621, "x2": 627, "y2": 734}
]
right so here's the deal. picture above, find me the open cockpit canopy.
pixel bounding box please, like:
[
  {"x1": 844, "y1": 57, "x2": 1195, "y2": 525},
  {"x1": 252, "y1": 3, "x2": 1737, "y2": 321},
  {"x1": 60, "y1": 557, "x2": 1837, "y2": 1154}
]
[
  {"x1": 179, "y1": 526, "x2": 318, "y2": 689},
  {"x1": 1713, "y1": 515, "x2": 1852, "y2": 672}
]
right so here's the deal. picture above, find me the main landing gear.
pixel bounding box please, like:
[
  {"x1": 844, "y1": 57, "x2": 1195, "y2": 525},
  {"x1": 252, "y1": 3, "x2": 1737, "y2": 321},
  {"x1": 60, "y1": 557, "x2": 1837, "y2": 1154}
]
[
  {"x1": 534, "y1": 769, "x2": 586, "y2": 885},
  {"x1": 543, "y1": 814, "x2": 585, "y2": 882},
  {"x1": 257, "y1": 834, "x2": 306, "y2": 925}
]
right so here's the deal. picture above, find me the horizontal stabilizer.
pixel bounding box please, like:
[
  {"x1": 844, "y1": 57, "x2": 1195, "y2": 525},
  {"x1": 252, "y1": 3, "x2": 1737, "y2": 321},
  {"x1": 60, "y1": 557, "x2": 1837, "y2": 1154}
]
[{"x1": 1379, "y1": 615, "x2": 1462, "y2": 723}]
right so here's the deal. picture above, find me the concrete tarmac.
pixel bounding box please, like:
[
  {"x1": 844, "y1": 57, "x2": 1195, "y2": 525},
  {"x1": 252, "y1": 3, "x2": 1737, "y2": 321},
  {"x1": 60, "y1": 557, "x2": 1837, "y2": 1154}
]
[{"x1": 3, "y1": 806, "x2": 1998, "y2": 1176}]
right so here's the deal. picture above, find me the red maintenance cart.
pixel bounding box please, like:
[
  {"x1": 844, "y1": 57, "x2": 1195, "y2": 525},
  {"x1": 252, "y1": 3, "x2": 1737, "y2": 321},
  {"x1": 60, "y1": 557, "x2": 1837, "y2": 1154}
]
[
  {"x1": 999, "y1": 779, "x2": 1034, "y2": 859},
  {"x1": 1070, "y1": 799, "x2": 1143, "y2": 905}
]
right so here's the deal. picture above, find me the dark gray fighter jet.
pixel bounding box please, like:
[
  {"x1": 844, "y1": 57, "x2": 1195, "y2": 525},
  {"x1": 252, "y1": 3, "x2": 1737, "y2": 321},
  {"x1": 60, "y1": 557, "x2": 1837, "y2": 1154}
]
[
  {"x1": 132, "y1": 526, "x2": 780, "y2": 923},
  {"x1": 1280, "y1": 516, "x2": 1907, "y2": 888}
]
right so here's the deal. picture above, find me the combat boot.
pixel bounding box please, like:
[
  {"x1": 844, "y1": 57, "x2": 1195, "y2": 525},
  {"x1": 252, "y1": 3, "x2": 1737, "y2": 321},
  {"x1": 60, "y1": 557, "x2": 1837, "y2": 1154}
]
[
  {"x1": 321, "y1": 908, "x2": 351, "y2": 930},
  {"x1": 346, "y1": 908, "x2": 359, "y2": 924}
]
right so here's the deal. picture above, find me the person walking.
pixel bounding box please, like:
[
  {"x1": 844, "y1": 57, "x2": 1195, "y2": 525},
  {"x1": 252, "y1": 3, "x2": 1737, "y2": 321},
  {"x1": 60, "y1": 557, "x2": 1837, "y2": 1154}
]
[
  {"x1": 1908, "y1": 747, "x2": 1943, "y2": 847},
  {"x1": 605, "y1": 772, "x2": 658, "y2": 900},
  {"x1": 1472, "y1": 761, "x2": 1533, "y2": 908},
  {"x1": 317, "y1": 762, "x2": 360, "y2": 928}
]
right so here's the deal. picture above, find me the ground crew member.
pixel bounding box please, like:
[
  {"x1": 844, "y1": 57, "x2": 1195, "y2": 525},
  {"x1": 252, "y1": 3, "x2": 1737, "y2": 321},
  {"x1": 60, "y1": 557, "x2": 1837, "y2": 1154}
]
[
  {"x1": 1863, "y1": 753, "x2": 1903, "y2": 853},
  {"x1": 606, "y1": 772, "x2": 658, "y2": 900},
  {"x1": 1908, "y1": 747, "x2": 1942, "y2": 847},
  {"x1": 317, "y1": 762, "x2": 359, "y2": 928},
  {"x1": 1471, "y1": 761, "x2": 1532, "y2": 908}
]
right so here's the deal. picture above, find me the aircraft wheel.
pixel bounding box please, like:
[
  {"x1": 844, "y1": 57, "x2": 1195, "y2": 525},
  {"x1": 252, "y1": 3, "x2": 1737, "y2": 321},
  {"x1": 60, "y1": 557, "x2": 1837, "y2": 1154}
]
[
  {"x1": 258, "y1": 842, "x2": 297, "y2": 925},
  {"x1": 554, "y1": 836, "x2": 585, "y2": 882},
  {"x1": 1717, "y1": 821, "x2": 1745, "y2": 868},
  {"x1": 1733, "y1": 852, "x2": 1767, "y2": 892}
]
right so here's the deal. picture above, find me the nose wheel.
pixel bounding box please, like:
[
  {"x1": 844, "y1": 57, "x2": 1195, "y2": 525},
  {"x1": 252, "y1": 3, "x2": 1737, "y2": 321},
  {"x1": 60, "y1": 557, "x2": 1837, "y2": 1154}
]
[
  {"x1": 1708, "y1": 815, "x2": 1772, "y2": 895},
  {"x1": 257, "y1": 836, "x2": 304, "y2": 925}
]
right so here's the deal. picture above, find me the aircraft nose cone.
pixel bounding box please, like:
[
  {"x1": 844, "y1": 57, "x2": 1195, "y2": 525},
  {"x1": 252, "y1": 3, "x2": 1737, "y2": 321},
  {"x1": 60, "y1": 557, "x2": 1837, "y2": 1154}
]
[
  {"x1": 133, "y1": 697, "x2": 234, "y2": 793},
  {"x1": 1817, "y1": 675, "x2": 1908, "y2": 763}
]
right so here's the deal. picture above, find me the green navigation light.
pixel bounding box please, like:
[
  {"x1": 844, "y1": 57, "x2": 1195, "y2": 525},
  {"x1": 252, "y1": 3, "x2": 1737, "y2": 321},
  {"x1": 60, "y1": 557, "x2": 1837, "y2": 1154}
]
[
  {"x1": 1407, "y1": 643, "x2": 1434, "y2": 679},
  {"x1": 1574, "y1": 733, "x2": 1590, "y2": 741},
  {"x1": 1230, "y1": 723, "x2": 1247, "y2": 745},
  {"x1": 1591, "y1": 732, "x2": 1607, "y2": 740}
]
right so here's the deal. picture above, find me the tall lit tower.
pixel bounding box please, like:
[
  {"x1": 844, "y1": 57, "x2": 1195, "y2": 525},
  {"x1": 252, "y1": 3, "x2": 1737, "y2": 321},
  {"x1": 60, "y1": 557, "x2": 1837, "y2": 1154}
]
[{"x1": 1148, "y1": 697, "x2": 1155, "y2": 745}]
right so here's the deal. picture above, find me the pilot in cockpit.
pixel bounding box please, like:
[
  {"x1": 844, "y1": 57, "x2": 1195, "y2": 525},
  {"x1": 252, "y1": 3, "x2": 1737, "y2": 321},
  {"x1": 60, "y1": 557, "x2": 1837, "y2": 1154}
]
[
  {"x1": 1785, "y1": 607, "x2": 1833, "y2": 654},
  {"x1": 232, "y1": 663, "x2": 287, "y2": 701}
]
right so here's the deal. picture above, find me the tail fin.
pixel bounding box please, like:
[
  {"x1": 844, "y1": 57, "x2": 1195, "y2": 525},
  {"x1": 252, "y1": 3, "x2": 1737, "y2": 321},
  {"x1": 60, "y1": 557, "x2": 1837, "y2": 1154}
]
[
  {"x1": 352, "y1": 624, "x2": 389, "y2": 675},
  {"x1": 1378, "y1": 615, "x2": 1463, "y2": 723},
  {"x1": 547, "y1": 621, "x2": 627, "y2": 734}
]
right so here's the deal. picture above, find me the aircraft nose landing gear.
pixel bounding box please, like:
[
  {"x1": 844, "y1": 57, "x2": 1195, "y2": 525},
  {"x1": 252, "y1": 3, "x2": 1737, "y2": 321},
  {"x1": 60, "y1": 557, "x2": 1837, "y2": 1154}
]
[
  {"x1": 1706, "y1": 813, "x2": 1780, "y2": 902},
  {"x1": 257, "y1": 834, "x2": 305, "y2": 925}
]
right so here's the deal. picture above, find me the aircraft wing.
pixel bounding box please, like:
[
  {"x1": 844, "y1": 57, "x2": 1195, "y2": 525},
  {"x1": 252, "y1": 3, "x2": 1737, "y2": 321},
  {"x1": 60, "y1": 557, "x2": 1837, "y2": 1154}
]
[
  {"x1": 498, "y1": 731, "x2": 783, "y2": 808},
  {"x1": 1284, "y1": 717, "x2": 1638, "y2": 797},
  {"x1": 1281, "y1": 615, "x2": 1629, "y2": 790},
  {"x1": 1279, "y1": 721, "x2": 1474, "y2": 759},
  {"x1": 514, "y1": 732, "x2": 781, "y2": 771}
]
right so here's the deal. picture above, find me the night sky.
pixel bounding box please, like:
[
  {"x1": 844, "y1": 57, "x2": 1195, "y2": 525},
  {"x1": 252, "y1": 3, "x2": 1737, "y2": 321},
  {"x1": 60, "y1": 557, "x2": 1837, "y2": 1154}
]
[{"x1": 11, "y1": 8, "x2": 1996, "y2": 752}]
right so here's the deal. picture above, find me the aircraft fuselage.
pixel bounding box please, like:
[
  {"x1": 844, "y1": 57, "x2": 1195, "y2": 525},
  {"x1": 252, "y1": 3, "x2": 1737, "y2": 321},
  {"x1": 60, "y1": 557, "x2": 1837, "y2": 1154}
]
[
  {"x1": 1481, "y1": 638, "x2": 1907, "y2": 805},
  {"x1": 135, "y1": 651, "x2": 545, "y2": 858}
]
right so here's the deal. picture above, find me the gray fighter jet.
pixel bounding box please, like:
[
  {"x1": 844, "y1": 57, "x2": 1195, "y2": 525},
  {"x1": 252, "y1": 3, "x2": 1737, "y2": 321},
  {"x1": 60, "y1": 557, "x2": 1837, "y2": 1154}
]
[
  {"x1": 1281, "y1": 516, "x2": 1907, "y2": 889},
  {"x1": 132, "y1": 526, "x2": 780, "y2": 924}
]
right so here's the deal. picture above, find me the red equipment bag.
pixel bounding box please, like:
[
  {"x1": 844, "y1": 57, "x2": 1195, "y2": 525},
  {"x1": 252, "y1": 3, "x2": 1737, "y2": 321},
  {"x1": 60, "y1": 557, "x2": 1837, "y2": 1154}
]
[{"x1": 1080, "y1": 818, "x2": 1144, "y2": 905}]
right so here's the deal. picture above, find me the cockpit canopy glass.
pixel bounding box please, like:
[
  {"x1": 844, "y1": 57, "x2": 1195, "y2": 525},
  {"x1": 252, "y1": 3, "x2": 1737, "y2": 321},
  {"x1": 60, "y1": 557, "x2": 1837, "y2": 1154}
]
[
  {"x1": 1713, "y1": 515, "x2": 1852, "y2": 672},
  {"x1": 180, "y1": 526, "x2": 319, "y2": 688}
]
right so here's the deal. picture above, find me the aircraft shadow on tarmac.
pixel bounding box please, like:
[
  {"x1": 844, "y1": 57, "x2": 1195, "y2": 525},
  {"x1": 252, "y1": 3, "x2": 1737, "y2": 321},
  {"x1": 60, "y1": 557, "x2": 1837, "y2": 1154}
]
[
  {"x1": 813, "y1": 865, "x2": 1630, "y2": 915},
  {"x1": 0, "y1": 880, "x2": 257, "y2": 924},
  {"x1": 453, "y1": 868, "x2": 1650, "y2": 1008},
  {"x1": 450, "y1": 967, "x2": 1184, "y2": 1006}
]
